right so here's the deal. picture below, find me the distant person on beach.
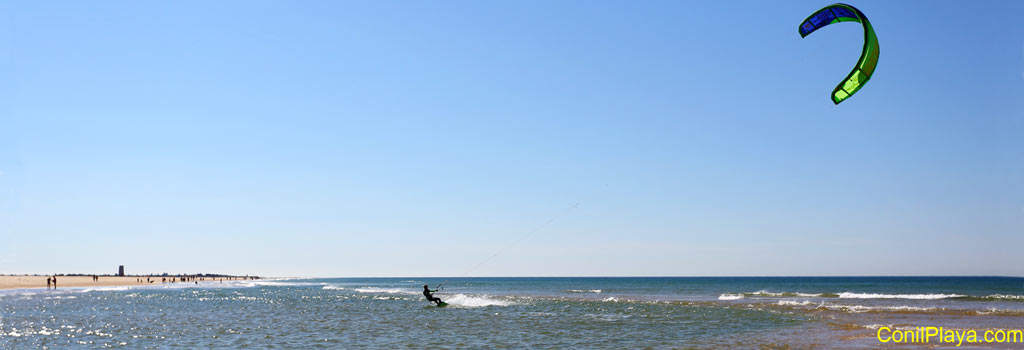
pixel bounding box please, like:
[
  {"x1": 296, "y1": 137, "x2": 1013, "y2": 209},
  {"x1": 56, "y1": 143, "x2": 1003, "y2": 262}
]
[
  {"x1": 422, "y1": 285, "x2": 443, "y2": 306},
  {"x1": 46, "y1": 277, "x2": 51, "y2": 289},
  {"x1": 52, "y1": 276, "x2": 57, "y2": 289}
]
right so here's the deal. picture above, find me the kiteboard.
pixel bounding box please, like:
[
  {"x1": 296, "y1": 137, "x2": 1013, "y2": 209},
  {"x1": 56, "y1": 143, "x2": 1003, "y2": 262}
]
[{"x1": 436, "y1": 302, "x2": 448, "y2": 307}]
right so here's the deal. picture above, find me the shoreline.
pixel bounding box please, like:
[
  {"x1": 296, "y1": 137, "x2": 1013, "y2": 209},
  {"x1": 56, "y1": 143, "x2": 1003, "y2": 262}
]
[{"x1": 0, "y1": 275, "x2": 261, "y2": 291}]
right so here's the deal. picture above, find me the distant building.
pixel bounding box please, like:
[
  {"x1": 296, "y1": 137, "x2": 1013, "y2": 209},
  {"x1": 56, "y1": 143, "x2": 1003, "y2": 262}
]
[{"x1": 118, "y1": 265, "x2": 125, "y2": 277}]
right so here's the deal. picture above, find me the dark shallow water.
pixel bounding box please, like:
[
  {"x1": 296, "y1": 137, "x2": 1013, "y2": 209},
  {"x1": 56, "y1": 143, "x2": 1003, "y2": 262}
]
[{"x1": 1, "y1": 277, "x2": 1022, "y2": 349}]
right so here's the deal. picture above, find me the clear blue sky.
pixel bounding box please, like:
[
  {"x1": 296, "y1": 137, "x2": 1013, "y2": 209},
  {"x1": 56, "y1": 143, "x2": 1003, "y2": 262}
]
[{"x1": 1, "y1": 1, "x2": 1021, "y2": 277}]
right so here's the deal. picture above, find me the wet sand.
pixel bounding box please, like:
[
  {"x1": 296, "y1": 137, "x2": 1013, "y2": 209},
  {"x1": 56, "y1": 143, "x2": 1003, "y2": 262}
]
[{"x1": 0, "y1": 275, "x2": 249, "y2": 290}]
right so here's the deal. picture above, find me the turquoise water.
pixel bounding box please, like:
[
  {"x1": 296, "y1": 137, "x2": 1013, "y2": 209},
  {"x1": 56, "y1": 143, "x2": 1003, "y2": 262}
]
[{"x1": 1, "y1": 277, "x2": 1022, "y2": 348}]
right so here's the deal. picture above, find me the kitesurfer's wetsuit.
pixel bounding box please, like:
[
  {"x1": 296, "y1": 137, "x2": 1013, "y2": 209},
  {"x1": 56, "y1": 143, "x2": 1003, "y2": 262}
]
[{"x1": 423, "y1": 285, "x2": 443, "y2": 305}]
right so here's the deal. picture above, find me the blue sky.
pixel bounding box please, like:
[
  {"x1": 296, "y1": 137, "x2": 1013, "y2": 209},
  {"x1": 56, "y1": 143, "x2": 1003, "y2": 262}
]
[{"x1": 1, "y1": 1, "x2": 1021, "y2": 277}]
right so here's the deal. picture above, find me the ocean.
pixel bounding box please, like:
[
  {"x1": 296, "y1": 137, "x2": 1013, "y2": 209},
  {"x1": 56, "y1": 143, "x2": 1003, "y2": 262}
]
[{"x1": 1, "y1": 277, "x2": 1022, "y2": 349}]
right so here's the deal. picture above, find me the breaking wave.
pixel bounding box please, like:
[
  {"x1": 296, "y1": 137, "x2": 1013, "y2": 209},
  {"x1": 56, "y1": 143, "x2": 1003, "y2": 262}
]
[
  {"x1": 721, "y1": 290, "x2": 831, "y2": 299},
  {"x1": 777, "y1": 300, "x2": 815, "y2": 306},
  {"x1": 837, "y1": 292, "x2": 964, "y2": 300},
  {"x1": 774, "y1": 300, "x2": 937, "y2": 313},
  {"x1": 721, "y1": 290, "x2": 1014, "y2": 300},
  {"x1": 718, "y1": 294, "x2": 744, "y2": 300},
  {"x1": 773, "y1": 300, "x2": 1024, "y2": 315},
  {"x1": 245, "y1": 281, "x2": 326, "y2": 287},
  {"x1": 970, "y1": 294, "x2": 1024, "y2": 301},
  {"x1": 748, "y1": 290, "x2": 824, "y2": 297},
  {"x1": 443, "y1": 294, "x2": 512, "y2": 307},
  {"x1": 352, "y1": 287, "x2": 419, "y2": 295},
  {"x1": 822, "y1": 304, "x2": 937, "y2": 313}
]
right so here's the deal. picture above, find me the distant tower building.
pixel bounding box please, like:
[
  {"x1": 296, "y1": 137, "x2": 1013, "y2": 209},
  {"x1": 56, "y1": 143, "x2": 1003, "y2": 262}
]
[{"x1": 118, "y1": 265, "x2": 125, "y2": 276}]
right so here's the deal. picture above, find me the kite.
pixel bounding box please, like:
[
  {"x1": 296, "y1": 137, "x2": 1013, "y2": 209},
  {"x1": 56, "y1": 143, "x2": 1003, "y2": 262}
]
[{"x1": 799, "y1": 3, "x2": 879, "y2": 104}]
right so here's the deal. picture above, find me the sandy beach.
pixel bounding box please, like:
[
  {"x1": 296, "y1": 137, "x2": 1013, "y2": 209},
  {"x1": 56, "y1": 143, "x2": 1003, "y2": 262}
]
[{"x1": 0, "y1": 275, "x2": 252, "y2": 290}]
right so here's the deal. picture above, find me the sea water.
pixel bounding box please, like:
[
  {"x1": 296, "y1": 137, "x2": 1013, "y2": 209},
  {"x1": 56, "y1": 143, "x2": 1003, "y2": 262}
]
[{"x1": 1, "y1": 277, "x2": 1022, "y2": 348}]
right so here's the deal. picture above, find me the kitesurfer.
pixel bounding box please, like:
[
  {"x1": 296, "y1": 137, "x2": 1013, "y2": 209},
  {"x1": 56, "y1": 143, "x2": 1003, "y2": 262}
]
[{"x1": 423, "y1": 284, "x2": 443, "y2": 306}]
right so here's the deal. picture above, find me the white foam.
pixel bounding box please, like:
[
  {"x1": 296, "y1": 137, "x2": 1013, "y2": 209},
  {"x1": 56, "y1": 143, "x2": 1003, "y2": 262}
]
[
  {"x1": 584, "y1": 313, "x2": 631, "y2": 321},
  {"x1": 794, "y1": 292, "x2": 823, "y2": 297},
  {"x1": 443, "y1": 294, "x2": 512, "y2": 307},
  {"x1": 863, "y1": 324, "x2": 894, "y2": 330},
  {"x1": 565, "y1": 289, "x2": 602, "y2": 293},
  {"x1": 816, "y1": 303, "x2": 936, "y2": 313},
  {"x1": 322, "y1": 285, "x2": 346, "y2": 290},
  {"x1": 353, "y1": 287, "x2": 419, "y2": 295},
  {"x1": 986, "y1": 294, "x2": 1024, "y2": 300},
  {"x1": 837, "y1": 292, "x2": 963, "y2": 300},
  {"x1": 43, "y1": 296, "x2": 78, "y2": 300},
  {"x1": 718, "y1": 293, "x2": 744, "y2": 300},
  {"x1": 158, "y1": 282, "x2": 222, "y2": 290},
  {"x1": 744, "y1": 290, "x2": 823, "y2": 297},
  {"x1": 247, "y1": 281, "x2": 325, "y2": 287},
  {"x1": 81, "y1": 287, "x2": 131, "y2": 293},
  {"x1": 602, "y1": 297, "x2": 619, "y2": 302},
  {"x1": 373, "y1": 296, "x2": 407, "y2": 301},
  {"x1": 777, "y1": 300, "x2": 815, "y2": 306},
  {"x1": 976, "y1": 307, "x2": 1024, "y2": 315}
]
